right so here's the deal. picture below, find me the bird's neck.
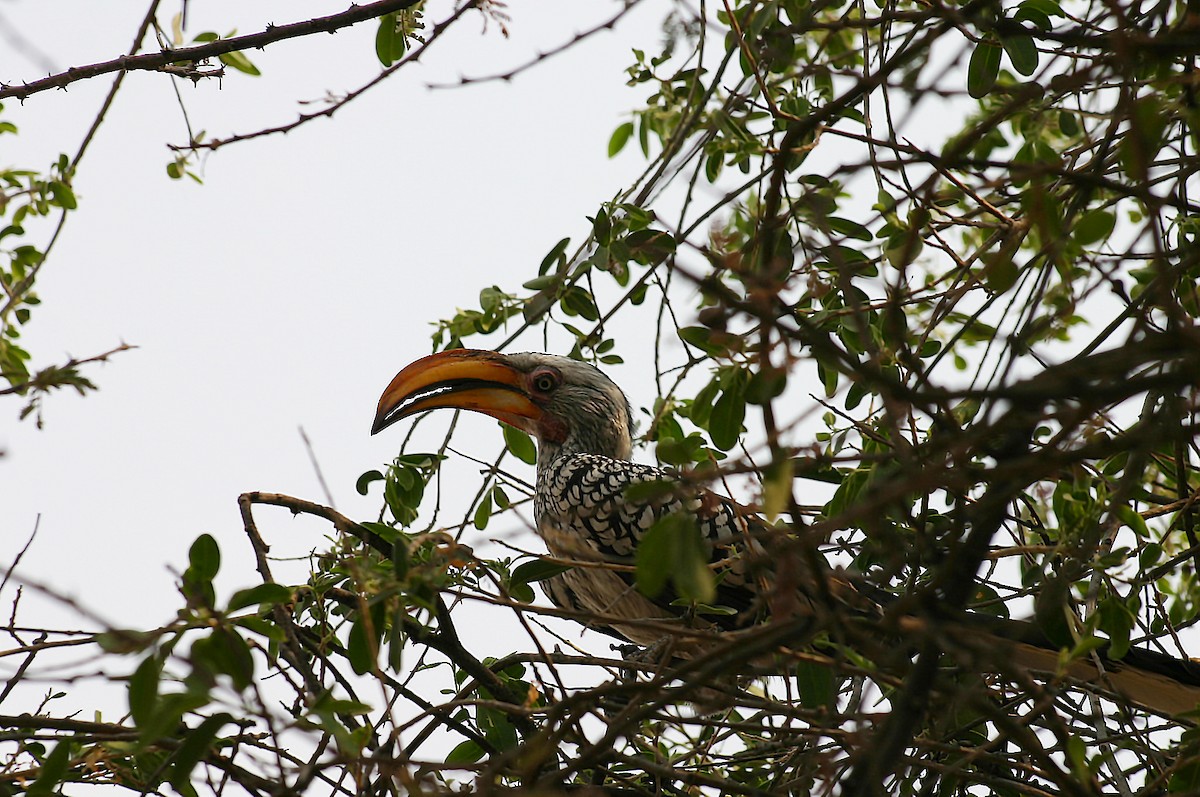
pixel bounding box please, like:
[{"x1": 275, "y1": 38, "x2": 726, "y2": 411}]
[{"x1": 535, "y1": 428, "x2": 632, "y2": 479}]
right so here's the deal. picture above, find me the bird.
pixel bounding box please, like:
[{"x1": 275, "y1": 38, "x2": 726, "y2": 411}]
[
  {"x1": 370, "y1": 348, "x2": 780, "y2": 647},
  {"x1": 371, "y1": 348, "x2": 1200, "y2": 718}
]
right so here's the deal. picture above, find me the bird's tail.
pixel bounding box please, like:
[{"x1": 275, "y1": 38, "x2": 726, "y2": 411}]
[{"x1": 893, "y1": 611, "x2": 1200, "y2": 719}]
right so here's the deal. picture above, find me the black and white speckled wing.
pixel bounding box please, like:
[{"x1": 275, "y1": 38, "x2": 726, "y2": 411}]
[{"x1": 532, "y1": 453, "x2": 768, "y2": 639}]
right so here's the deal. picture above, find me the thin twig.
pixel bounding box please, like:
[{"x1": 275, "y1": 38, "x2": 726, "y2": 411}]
[{"x1": 298, "y1": 426, "x2": 336, "y2": 509}]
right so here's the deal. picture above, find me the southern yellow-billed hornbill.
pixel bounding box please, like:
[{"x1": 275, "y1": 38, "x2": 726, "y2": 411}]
[
  {"x1": 370, "y1": 349, "x2": 772, "y2": 645},
  {"x1": 372, "y1": 348, "x2": 1200, "y2": 717}
]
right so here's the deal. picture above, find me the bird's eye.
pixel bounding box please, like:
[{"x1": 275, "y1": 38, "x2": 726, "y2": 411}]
[{"x1": 531, "y1": 370, "x2": 560, "y2": 394}]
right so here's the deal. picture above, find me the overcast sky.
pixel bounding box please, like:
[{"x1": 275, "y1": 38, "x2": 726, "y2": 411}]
[{"x1": 1, "y1": 1, "x2": 678, "y2": 694}]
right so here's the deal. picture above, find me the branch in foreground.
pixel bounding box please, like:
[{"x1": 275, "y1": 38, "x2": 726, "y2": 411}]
[{"x1": 0, "y1": 0, "x2": 423, "y2": 101}]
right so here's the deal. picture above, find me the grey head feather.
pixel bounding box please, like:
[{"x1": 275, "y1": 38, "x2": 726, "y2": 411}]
[{"x1": 505, "y1": 353, "x2": 634, "y2": 466}]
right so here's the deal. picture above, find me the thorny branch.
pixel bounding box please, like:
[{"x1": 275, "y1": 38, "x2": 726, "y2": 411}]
[
  {"x1": 0, "y1": 0, "x2": 426, "y2": 101},
  {"x1": 167, "y1": 1, "x2": 478, "y2": 153}
]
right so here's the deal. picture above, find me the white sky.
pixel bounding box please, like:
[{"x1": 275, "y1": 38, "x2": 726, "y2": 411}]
[{"x1": 1, "y1": 0, "x2": 674, "y2": 681}]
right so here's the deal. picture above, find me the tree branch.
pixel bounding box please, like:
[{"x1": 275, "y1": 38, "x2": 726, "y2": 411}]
[{"x1": 0, "y1": 0, "x2": 424, "y2": 101}]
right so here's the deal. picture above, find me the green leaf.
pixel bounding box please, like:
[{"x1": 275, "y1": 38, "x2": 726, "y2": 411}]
[
  {"x1": 188, "y1": 534, "x2": 221, "y2": 582},
  {"x1": 129, "y1": 654, "x2": 161, "y2": 726},
  {"x1": 509, "y1": 580, "x2": 536, "y2": 603},
  {"x1": 1171, "y1": 758, "x2": 1200, "y2": 793},
  {"x1": 884, "y1": 230, "x2": 923, "y2": 268},
  {"x1": 27, "y1": 740, "x2": 72, "y2": 796},
  {"x1": 137, "y1": 691, "x2": 210, "y2": 745},
  {"x1": 1120, "y1": 96, "x2": 1168, "y2": 176},
  {"x1": 635, "y1": 513, "x2": 715, "y2": 604},
  {"x1": 655, "y1": 434, "x2": 705, "y2": 466},
  {"x1": 478, "y1": 704, "x2": 518, "y2": 750},
  {"x1": 1066, "y1": 735, "x2": 1088, "y2": 780},
  {"x1": 746, "y1": 367, "x2": 787, "y2": 405},
  {"x1": 1115, "y1": 504, "x2": 1148, "y2": 538},
  {"x1": 538, "y1": 237, "x2": 571, "y2": 276},
  {"x1": 679, "y1": 326, "x2": 724, "y2": 355},
  {"x1": 623, "y1": 479, "x2": 677, "y2": 503},
  {"x1": 1001, "y1": 31, "x2": 1038, "y2": 76},
  {"x1": 49, "y1": 181, "x2": 77, "y2": 210},
  {"x1": 512, "y1": 558, "x2": 570, "y2": 586},
  {"x1": 233, "y1": 616, "x2": 287, "y2": 642},
  {"x1": 967, "y1": 39, "x2": 1002, "y2": 99},
  {"x1": 218, "y1": 50, "x2": 261, "y2": 76},
  {"x1": 473, "y1": 491, "x2": 493, "y2": 531},
  {"x1": 391, "y1": 533, "x2": 410, "y2": 579},
  {"x1": 375, "y1": 13, "x2": 403, "y2": 66},
  {"x1": 591, "y1": 208, "x2": 612, "y2": 244},
  {"x1": 626, "y1": 228, "x2": 676, "y2": 264},
  {"x1": 709, "y1": 379, "x2": 747, "y2": 451},
  {"x1": 96, "y1": 629, "x2": 155, "y2": 654},
  {"x1": 560, "y1": 285, "x2": 599, "y2": 320},
  {"x1": 1033, "y1": 572, "x2": 1073, "y2": 648},
  {"x1": 195, "y1": 628, "x2": 255, "y2": 690},
  {"x1": 388, "y1": 605, "x2": 407, "y2": 670},
  {"x1": 1014, "y1": 6, "x2": 1052, "y2": 28},
  {"x1": 984, "y1": 256, "x2": 1019, "y2": 294},
  {"x1": 704, "y1": 151, "x2": 722, "y2": 181},
  {"x1": 608, "y1": 121, "x2": 634, "y2": 157},
  {"x1": 522, "y1": 274, "x2": 559, "y2": 290},
  {"x1": 227, "y1": 582, "x2": 292, "y2": 612},
  {"x1": 1073, "y1": 209, "x2": 1115, "y2": 246},
  {"x1": 502, "y1": 424, "x2": 537, "y2": 464},
  {"x1": 446, "y1": 739, "x2": 486, "y2": 765},
  {"x1": 1058, "y1": 111, "x2": 1080, "y2": 137},
  {"x1": 826, "y1": 216, "x2": 873, "y2": 241},
  {"x1": 1139, "y1": 541, "x2": 1162, "y2": 569},
  {"x1": 762, "y1": 458, "x2": 793, "y2": 520},
  {"x1": 356, "y1": 469, "x2": 385, "y2": 495},
  {"x1": 969, "y1": 582, "x2": 1011, "y2": 619},
  {"x1": 310, "y1": 694, "x2": 373, "y2": 715},
  {"x1": 347, "y1": 616, "x2": 378, "y2": 675},
  {"x1": 1019, "y1": 0, "x2": 1065, "y2": 17},
  {"x1": 795, "y1": 658, "x2": 835, "y2": 710},
  {"x1": 1097, "y1": 596, "x2": 1133, "y2": 660},
  {"x1": 1066, "y1": 635, "x2": 1106, "y2": 662},
  {"x1": 169, "y1": 713, "x2": 232, "y2": 790},
  {"x1": 635, "y1": 522, "x2": 673, "y2": 598}
]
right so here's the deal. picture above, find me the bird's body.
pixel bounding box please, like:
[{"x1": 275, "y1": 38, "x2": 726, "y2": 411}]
[
  {"x1": 371, "y1": 348, "x2": 1200, "y2": 719},
  {"x1": 534, "y1": 452, "x2": 683, "y2": 643},
  {"x1": 534, "y1": 451, "x2": 764, "y2": 644}
]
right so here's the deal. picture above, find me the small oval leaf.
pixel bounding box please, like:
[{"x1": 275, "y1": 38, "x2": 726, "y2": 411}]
[
  {"x1": 188, "y1": 534, "x2": 221, "y2": 582},
  {"x1": 1073, "y1": 209, "x2": 1115, "y2": 246},
  {"x1": 502, "y1": 424, "x2": 537, "y2": 465},
  {"x1": 967, "y1": 39, "x2": 1002, "y2": 99},
  {"x1": 608, "y1": 121, "x2": 634, "y2": 157},
  {"x1": 227, "y1": 582, "x2": 292, "y2": 612},
  {"x1": 1001, "y1": 32, "x2": 1038, "y2": 76},
  {"x1": 512, "y1": 558, "x2": 570, "y2": 586}
]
